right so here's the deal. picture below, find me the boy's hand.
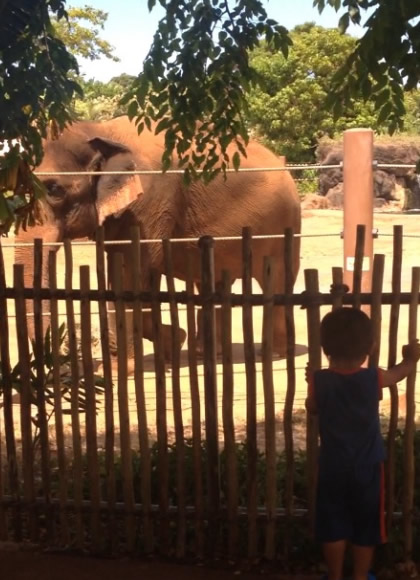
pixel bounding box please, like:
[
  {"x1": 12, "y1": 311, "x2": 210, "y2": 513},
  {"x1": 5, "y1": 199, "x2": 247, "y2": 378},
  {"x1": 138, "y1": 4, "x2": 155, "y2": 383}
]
[{"x1": 402, "y1": 340, "x2": 420, "y2": 362}]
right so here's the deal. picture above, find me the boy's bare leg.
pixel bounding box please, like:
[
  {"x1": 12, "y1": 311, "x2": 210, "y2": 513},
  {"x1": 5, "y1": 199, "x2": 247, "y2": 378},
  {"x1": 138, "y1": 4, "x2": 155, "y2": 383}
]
[
  {"x1": 352, "y1": 544, "x2": 374, "y2": 580},
  {"x1": 323, "y1": 540, "x2": 346, "y2": 580}
]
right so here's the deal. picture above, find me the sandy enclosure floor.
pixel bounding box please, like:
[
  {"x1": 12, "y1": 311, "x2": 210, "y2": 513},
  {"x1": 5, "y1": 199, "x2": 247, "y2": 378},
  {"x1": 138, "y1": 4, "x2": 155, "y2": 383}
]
[{"x1": 1, "y1": 209, "x2": 420, "y2": 450}]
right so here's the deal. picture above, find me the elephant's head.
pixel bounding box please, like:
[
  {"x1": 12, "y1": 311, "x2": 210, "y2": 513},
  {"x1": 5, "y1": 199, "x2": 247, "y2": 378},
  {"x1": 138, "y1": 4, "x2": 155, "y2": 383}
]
[{"x1": 14, "y1": 121, "x2": 143, "y2": 307}]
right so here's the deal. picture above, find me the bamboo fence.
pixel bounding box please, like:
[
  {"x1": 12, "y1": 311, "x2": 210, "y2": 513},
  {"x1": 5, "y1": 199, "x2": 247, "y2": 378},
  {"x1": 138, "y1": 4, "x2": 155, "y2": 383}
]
[{"x1": 0, "y1": 225, "x2": 419, "y2": 564}]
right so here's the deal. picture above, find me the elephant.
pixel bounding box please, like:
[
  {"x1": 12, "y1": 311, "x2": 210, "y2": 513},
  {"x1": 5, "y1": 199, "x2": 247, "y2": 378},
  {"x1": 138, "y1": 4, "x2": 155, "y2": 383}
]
[{"x1": 15, "y1": 116, "x2": 301, "y2": 361}]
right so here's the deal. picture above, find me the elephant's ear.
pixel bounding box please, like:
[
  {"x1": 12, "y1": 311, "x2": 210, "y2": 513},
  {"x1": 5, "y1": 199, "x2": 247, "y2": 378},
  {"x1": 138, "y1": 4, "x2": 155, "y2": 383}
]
[
  {"x1": 88, "y1": 137, "x2": 143, "y2": 226},
  {"x1": 88, "y1": 137, "x2": 131, "y2": 158}
]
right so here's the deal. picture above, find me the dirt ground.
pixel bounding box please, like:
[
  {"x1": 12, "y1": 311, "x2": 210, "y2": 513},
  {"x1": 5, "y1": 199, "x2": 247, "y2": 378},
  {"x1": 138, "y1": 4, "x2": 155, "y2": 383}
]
[
  {"x1": 0, "y1": 549, "x2": 316, "y2": 580},
  {"x1": 1, "y1": 209, "x2": 420, "y2": 576}
]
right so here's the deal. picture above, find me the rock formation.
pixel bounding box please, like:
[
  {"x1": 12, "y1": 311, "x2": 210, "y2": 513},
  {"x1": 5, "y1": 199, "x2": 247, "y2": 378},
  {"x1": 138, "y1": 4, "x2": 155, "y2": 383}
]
[{"x1": 315, "y1": 137, "x2": 420, "y2": 210}]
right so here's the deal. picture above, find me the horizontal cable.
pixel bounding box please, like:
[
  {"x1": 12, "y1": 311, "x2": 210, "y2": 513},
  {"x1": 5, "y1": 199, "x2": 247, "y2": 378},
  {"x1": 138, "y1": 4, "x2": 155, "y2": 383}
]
[
  {"x1": 34, "y1": 164, "x2": 343, "y2": 177},
  {"x1": 0, "y1": 232, "x2": 340, "y2": 247},
  {"x1": 376, "y1": 163, "x2": 417, "y2": 170}
]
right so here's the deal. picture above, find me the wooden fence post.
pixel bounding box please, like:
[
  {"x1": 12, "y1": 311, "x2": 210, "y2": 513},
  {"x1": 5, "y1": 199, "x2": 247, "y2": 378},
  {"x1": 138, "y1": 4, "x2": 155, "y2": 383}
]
[
  {"x1": 304, "y1": 269, "x2": 321, "y2": 531},
  {"x1": 0, "y1": 241, "x2": 20, "y2": 540},
  {"x1": 199, "y1": 235, "x2": 220, "y2": 555},
  {"x1": 283, "y1": 228, "x2": 297, "y2": 562},
  {"x1": 343, "y1": 128, "x2": 374, "y2": 292},
  {"x1": 185, "y1": 256, "x2": 205, "y2": 559},
  {"x1": 130, "y1": 226, "x2": 153, "y2": 554},
  {"x1": 386, "y1": 226, "x2": 403, "y2": 536},
  {"x1": 163, "y1": 239, "x2": 186, "y2": 559},
  {"x1": 261, "y1": 256, "x2": 276, "y2": 560},
  {"x1": 403, "y1": 267, "x2": 420, "y2": 563},
  {"x1": 241, "y1": 227, "x2": 258, "y2": 561}
]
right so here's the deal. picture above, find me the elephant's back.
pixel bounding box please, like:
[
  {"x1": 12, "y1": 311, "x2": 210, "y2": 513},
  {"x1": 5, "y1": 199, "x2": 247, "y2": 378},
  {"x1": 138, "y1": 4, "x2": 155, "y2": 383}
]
[{"x1": 180, "y1": 140, "x2": 300, "y2": 239}]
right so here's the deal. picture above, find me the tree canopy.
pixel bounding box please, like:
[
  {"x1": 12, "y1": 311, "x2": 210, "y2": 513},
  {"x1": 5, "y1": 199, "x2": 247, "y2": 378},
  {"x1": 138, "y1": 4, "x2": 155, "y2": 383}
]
[
  {"x1": 247, "y1": 24, "x2": 383, "y2": 161},
  {"x1": 75, "y1": 74, "x2": 136, "y2": 120},
  {"x1": 125, "y1": 0, "x2": 420, "y2": 181},
  {"x1": 1, "y1": 0, "x2": 420, "y2": 232},
  {"x1": 51, "y1": 5, "x2": 118, "y2": 63},
  {"x1": 0, "y1": 2, "x2": 118, "y2": 232}
]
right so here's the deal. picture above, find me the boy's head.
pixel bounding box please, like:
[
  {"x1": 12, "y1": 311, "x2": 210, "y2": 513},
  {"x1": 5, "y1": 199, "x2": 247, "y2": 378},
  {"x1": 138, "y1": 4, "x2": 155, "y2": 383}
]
[{"x1": 320, "y1": 307, "x2": 373, "y2": 361}]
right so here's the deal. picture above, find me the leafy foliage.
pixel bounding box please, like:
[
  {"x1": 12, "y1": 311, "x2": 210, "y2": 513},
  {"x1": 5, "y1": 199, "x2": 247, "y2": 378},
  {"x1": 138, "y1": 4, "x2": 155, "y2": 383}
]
[
  {"x1": 0, "y1": 324, "x2": 105, "y2": 448},
  {"x1": 247, "y1": 24, "x2": 382, "y2": 161},
  {"x1": 74, "y1": 74, "x2": 136, "y2": 120},
  {"x1": 124, "y1": 0, "x2": 292, "y2": 183},
  {"x1": 0, "y1": 2, "x2": 118, "y2": 234},
  {"x1": 51, "y1": 5, "x2": 119, "y2": 62},
  {"x1": 313, "y1": 0, "x2": 420, "y2": 133},
  {"x1": 0, "y1": 0, "x2": 81, "y2": 233}
]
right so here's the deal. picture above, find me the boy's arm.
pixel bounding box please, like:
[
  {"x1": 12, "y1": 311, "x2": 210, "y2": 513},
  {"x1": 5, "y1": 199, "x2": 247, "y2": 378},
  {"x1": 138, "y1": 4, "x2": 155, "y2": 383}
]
[
  {"x1": 381, "y1": 340, "x2": 420, "y2": 387},
  {"x1": 305, "y1": 364, "x2": 318, "y2": 415}
]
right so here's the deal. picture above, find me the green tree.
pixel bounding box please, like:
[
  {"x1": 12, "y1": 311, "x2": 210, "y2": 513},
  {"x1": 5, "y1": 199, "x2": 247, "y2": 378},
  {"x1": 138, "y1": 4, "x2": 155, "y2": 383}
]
[
  {"x1": 74, "y1": 74, "x2": 136, "y2": 120},
  {"x1": 2, "y1": 0, "x2": 420, "y2": 233},
  {"x1": 51, "y1": 5, "x2": 118, "y2": 63},
  {"x1": 0, "y1": 2, "x2": 118, "y2": 233},
  {"x1": 0, "y1": 0, "x2": 81, "y2": 233},
  {"x1": 124, "y1": 0, "x2": 292, "y2": 183},
  {"x1": 247, "y1": 24, "x2": 381, "y2": 161},
  {"x1": 313, "y1": 0, "x2": 420, "y2": 133},
  {"x1": 403, "y1": 90, "x2": 420, "y2": 135}
]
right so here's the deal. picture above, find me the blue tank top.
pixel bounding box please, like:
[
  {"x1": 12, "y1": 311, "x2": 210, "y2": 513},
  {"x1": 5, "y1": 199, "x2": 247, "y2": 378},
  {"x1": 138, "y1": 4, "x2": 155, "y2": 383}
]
[{"x1": 313, "y1": 368, "x2": 385, "y2": 473}]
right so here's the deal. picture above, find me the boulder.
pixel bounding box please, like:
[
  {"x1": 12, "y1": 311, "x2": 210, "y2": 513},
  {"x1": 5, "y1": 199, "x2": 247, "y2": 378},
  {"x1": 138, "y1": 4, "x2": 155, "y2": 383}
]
[
  {"x1": 316, "y1": 137, "x2": 420, "y2": 209},
  {"x1": 301, "y1": 193, "x2": 331, "y2": 210},
  {"x1": 325, "y1": 185, "x2": 344, "y2": 209}
]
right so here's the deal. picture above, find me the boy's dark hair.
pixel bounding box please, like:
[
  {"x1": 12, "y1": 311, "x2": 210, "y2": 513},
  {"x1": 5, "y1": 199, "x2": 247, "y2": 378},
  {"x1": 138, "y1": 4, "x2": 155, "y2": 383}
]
[{"x1": 320, "y1": 307, "x2": 373, "y2": 360}]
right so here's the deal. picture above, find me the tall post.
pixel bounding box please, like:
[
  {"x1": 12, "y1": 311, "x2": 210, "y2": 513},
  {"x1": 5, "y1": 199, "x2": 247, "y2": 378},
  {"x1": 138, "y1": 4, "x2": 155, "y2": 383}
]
[{"x1": 343, "y1": 128, "x2": 374, "y2": 291}]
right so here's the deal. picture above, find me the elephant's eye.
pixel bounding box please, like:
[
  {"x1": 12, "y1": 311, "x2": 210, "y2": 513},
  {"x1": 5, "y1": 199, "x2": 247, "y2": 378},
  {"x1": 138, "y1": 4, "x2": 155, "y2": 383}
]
[{"x1": 45, "y1": 180, "x2": 65, "y2": 199}]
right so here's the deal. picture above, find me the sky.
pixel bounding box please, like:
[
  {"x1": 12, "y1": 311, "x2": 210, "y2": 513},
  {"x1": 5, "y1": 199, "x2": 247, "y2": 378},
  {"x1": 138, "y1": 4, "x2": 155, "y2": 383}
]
[{"x1": 70, "y1": 0, "x2": 367, "y2": 82}]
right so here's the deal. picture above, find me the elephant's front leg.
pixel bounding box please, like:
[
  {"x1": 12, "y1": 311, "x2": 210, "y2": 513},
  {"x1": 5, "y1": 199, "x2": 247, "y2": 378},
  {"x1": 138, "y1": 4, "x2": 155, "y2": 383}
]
[{"x1": 107, "y1": 249, "x2": 186, "y2": 369}]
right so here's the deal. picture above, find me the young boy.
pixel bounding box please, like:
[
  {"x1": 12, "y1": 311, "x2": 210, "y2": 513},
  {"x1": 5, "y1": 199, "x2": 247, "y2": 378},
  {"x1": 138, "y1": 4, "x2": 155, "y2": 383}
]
[{"x1": 305, "y1": 307, "x2": 420, "y2": 580}]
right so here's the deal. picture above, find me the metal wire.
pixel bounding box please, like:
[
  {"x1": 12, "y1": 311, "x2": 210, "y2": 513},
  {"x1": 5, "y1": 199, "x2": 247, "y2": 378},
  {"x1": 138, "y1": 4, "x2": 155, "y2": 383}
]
[
  {"x1": 0, "y1": 232, "x2": 341, "y2": 248},
  {"x1": 33, "y1": 163, "x2": 343, "y2": 177}
]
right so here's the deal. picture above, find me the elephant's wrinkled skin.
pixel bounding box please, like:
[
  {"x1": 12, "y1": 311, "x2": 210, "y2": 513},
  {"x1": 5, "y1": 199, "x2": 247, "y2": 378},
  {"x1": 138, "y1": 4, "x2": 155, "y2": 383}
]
[{"x1": 15, "y1": 117, "x2": 301, "y2": 359}]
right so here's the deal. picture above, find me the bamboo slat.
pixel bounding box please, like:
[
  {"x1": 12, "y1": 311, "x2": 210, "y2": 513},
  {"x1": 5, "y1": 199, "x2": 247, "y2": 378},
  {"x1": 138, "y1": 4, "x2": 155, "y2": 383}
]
[
  {"x1": 198, "y1": 235, "x2": 220, "y2": 556},
  {"x1": 48, "y1": 251, "x2": 69, "y2": 544},
  {"x1": 129, "y1": 227, "x2": 153, "y2": 554},
  {"x1": 163, "y1": 239, "x2": 186, "y2": 559},
  {"x1": 0, "y1": 241, "x2": 19, "y2": 539},
  {"x1": 0, "y1": 413, "x2": 5, "y2": 540},
  {"x1": 386, "y1": 225, "x2": 403, "y2": 535},
  {"x1": 261, "y1": 256, "x2": 276, "y2": 560},
  {"x1": 32, "y1": 239, "x2": 51, "y2": 536},
  {"x1": 220, "y1": 269, "x2": 238, "y2": 562},
  {"x1": 95, "y1": 228, "x2": 117, "y2": 551},
  {"x1": 79, "y1": 265, "x2": 101, "y2": 551},
  {"x1": 64, "y1": 239, "x2": 84, "y2": 547},
  {"x1": 13, "y1": 265, "x2": 35, "y2": 540},
  {"x1": 185, "y1": 256, "x2": 204, "y2": 559},
  {"x1": 402, "y1": 267, "x2": 420, "y2": 562},
  {"x1": 150, "y1": 268, "x2": 169, "y2": 555},
  {"x1": 241, "y1": 227, "x2": 258, "y2": 561},
  {"x1": 352, "y1": 225, "x2": 366, "y2": 308},
  {"x1": 331, "y1": 267, "x2": 345, "y2": 310},
  {"x1": 283, "y1": 228, "x2": 296, "y2": 562},
  {"x1": 110, "y1": 254, "x2": 136, "y2": 551},
  {"x1": 304, "y1": 269, "x2": 321, "y2": 530},
  {"x1": 368, "y1": 254, "x2": 385, "y2": 368}
]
